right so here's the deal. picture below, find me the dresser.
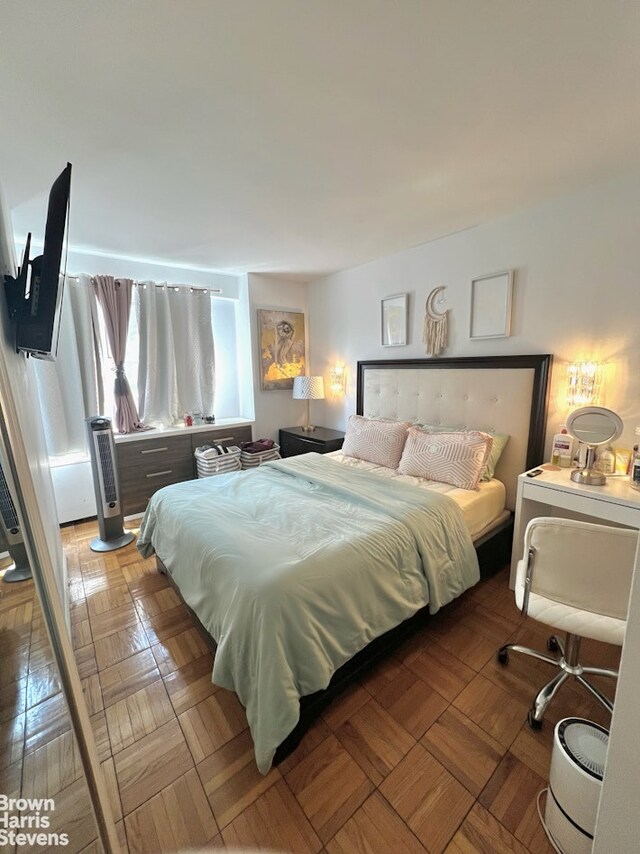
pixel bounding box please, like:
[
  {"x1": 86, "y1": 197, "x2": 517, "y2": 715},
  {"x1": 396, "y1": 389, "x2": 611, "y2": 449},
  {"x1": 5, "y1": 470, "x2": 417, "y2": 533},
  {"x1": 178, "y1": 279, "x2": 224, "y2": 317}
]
[
  {"x1": 115, "y1": 422, "x2": 253, "y2": 515},
  {"x1": 279, "y1": 425, "x2": 345, "y2": 458},
  {"x1": 510, "y1": 466, "x2": 640, "y2": 587}
]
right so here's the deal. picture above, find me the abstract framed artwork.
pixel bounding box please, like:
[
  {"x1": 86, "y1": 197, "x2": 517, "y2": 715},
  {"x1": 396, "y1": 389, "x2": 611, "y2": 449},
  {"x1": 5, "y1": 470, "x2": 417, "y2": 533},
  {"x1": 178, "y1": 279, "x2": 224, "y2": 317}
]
[
  {"x1": 381, "y1": 293, "x2": 408, "y2": 347},
  {"x1": 257, "y1": 309, "x2": 306, "y2": 390},
  {"x1": 469, "y1": 270, "x2": 514, "y2": 339}
]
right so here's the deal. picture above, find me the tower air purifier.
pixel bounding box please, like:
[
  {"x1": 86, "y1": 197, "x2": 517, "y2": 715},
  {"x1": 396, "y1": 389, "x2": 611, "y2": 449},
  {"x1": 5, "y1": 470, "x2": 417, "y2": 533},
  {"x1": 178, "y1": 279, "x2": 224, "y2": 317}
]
[{"x1": 86, "y1": 416, "x2": 134, "y2": 552}]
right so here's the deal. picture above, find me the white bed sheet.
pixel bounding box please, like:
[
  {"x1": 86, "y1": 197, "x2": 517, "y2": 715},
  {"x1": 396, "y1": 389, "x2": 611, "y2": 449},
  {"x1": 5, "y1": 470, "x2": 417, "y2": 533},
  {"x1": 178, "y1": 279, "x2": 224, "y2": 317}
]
[{"x1": 324, "y1": 451, "x2": 506, "y2": 540}]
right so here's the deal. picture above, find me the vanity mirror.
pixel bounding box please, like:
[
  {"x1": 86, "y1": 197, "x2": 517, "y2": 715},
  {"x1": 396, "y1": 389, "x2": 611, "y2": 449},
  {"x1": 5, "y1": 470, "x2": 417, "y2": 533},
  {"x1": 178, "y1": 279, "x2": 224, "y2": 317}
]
[{"x1": 567, "y1": 406, "x2": 623, "y2": 485}]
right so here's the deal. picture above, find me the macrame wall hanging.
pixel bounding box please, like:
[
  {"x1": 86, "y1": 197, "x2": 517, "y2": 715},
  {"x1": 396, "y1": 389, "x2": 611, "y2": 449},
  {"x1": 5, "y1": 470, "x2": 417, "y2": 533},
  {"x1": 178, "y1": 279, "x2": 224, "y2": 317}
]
[{"x1": 423, "y1": 285, "x2": 449, "y2": 357}]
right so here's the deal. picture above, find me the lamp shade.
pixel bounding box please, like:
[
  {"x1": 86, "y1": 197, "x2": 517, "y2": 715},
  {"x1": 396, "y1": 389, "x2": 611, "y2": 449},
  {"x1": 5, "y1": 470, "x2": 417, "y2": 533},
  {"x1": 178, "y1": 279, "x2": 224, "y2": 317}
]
[{"x1": 292, "y1": 376, "x2": 325, "y2": 400}]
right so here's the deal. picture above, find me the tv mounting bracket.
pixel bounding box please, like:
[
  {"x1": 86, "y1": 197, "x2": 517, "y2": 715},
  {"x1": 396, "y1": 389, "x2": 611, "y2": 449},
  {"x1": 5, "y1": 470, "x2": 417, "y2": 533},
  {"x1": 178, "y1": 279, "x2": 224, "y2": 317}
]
[{"x1": 4, "y1": 232, "x2": 32, "y2": 320}]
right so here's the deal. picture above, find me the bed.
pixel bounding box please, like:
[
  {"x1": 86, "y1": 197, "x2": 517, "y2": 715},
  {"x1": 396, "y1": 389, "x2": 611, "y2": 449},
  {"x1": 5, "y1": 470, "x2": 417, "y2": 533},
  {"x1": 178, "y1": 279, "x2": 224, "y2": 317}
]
[
  {"x1": 324, "y1": 451, "x2": 508, "y2": 541},
  {"x1": 137, "y1": 354, "x2": 552, "y2": 772}
]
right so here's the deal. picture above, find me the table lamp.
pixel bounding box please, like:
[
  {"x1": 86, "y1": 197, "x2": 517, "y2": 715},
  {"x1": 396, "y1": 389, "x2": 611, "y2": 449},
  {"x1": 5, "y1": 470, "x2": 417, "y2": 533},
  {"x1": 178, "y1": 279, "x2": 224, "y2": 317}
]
[{"x1": 293, "y1": 376, "x2": 325, "y2": 432}]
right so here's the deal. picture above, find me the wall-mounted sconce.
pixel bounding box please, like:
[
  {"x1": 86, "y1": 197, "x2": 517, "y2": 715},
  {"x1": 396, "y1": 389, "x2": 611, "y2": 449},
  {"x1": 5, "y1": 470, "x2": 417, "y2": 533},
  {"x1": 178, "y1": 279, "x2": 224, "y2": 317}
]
[
  {"x1": 567, "y1": 362, "x2": 604, "y2": 408},
  {"x1": 330, "y1": 362, "x2": 347, "y2": 395}
]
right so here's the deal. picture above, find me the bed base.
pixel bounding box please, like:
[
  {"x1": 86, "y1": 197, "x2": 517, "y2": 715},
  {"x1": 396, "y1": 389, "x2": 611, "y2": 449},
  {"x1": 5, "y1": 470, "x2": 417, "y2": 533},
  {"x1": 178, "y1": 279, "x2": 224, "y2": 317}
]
[
  {"x1": 275, "y1": 599, "x2": 433, "y2": 763},
  {"x1": 274, "y1": 516, "x2": 512, "y2": 763},
  {"x1": 154, "y1": 513, "x2": 512, "y2": 766}
]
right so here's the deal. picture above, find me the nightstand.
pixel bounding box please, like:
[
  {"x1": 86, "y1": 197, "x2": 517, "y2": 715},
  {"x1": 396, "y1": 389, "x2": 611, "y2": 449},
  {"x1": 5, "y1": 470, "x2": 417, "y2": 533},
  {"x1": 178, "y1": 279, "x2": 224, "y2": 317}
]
[{"x1": 279, "y1": 426, "x2": 345, "y2": 458}]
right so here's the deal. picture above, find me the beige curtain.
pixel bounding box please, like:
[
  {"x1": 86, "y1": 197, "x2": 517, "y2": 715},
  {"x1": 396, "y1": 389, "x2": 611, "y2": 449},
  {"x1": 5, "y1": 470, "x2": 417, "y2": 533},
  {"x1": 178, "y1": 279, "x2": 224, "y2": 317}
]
[
  {"x1": 93, "y1": 275, "x2": 148, "y2": 433},
  {"x1": 136, "y1": 283, "x2": 215, "y2": 426}
]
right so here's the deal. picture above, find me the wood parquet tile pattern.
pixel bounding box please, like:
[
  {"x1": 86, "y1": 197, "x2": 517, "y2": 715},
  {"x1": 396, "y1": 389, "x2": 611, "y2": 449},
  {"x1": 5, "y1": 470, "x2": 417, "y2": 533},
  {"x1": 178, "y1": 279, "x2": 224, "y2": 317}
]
[{"x1": 0, "y1": 518, "x2": 620, "y2": 853}]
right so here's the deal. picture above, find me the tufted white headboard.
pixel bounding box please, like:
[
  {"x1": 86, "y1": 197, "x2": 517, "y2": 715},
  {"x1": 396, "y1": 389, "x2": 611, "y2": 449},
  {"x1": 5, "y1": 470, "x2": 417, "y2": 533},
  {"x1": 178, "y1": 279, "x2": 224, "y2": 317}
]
[{"x1": 357, "y1": 355, "x2": 552, "y2": 511}]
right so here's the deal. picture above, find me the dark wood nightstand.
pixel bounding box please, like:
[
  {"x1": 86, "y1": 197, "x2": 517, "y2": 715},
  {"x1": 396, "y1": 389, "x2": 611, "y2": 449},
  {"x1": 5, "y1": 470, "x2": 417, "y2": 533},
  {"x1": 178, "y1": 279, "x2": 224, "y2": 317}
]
[{"x1": 279, "y1": 426, "x2": 345, "y2": 458}]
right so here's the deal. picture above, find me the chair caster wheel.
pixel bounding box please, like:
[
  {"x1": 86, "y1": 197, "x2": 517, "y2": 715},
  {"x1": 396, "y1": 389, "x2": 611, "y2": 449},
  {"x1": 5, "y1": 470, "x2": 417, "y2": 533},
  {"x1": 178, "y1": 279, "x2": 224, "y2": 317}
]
[
  {"x1": 547, "y1": 636, "x2": 559, "y2": 653},
  {"x1": 528, "y1": 710, "x2": 543, "y2": 730},
  {"x1": 497, "y1": 649, "x2": 508, "y2": 666}
]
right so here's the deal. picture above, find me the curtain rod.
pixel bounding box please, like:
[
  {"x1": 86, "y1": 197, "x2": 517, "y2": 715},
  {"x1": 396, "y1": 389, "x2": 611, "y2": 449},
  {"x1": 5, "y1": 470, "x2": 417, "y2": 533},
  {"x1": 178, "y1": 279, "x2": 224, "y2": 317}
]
[{"x1": 65, "y1": 275, "x2": 222, "y2": 294}]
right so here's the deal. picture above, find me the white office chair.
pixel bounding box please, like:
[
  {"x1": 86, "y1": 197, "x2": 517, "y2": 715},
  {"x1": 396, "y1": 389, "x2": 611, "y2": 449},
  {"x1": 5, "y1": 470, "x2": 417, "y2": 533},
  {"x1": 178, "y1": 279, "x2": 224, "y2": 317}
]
[{"x1": 498, "y1": 517, "x2": 637, "y2": 729}]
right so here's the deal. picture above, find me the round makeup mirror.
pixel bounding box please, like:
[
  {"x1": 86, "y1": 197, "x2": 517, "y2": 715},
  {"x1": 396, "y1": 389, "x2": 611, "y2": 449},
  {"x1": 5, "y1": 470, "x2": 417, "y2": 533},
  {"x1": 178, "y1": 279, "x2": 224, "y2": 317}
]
[{"x1": 566, "y1": 406, "x2": 623, "y2": 485}]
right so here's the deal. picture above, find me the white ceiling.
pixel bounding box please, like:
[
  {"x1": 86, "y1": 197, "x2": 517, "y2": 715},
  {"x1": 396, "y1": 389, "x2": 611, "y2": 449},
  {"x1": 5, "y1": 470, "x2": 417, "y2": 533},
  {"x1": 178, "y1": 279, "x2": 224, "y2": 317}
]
[{"x1": 1, "y1": 1, "x2": 639, "y2": 280}]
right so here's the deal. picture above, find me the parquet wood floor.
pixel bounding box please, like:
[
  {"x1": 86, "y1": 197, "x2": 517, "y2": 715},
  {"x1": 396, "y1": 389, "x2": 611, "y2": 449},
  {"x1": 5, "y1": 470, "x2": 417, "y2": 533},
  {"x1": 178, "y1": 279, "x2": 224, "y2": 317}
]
[{"x1": 0, "y1": 519, "x2": 620, "y2": 853}]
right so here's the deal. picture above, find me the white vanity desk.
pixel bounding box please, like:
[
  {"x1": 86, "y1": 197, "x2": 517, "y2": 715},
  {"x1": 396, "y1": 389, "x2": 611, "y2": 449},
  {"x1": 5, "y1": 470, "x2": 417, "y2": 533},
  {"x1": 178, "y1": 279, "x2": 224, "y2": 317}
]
[{"x1": 510, "y1": 468, "x2": 640, "y2": 587}]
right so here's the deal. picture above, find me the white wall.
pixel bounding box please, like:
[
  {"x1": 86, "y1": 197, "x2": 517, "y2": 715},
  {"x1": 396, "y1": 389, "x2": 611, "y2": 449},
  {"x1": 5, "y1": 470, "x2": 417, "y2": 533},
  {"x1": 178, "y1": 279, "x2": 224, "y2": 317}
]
[
  {"x1": 308, "y1": 170, "x2": 640, "y2": 455},
  {"x1": 594, "y1": 538, "x2": 640, "y2": 853},
  {"x1": 246, "y1": 273, "x2": 309, "y2": 441}
]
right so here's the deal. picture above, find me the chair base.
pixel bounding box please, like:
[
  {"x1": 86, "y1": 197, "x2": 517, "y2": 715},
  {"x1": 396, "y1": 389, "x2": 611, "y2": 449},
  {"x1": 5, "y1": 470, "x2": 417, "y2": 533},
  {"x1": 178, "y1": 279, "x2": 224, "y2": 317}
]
[{"x1": 497, "y1": 632, "x2": 618, "y2": 727}]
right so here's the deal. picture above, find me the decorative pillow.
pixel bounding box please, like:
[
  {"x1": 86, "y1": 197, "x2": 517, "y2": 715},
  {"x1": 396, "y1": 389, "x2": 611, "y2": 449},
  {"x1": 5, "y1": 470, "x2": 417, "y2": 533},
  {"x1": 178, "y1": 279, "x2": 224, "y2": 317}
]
[
  {"x1": 481, "y1": 433, "x2": 510, "y2": 481},
  {"x1": 398, "y1": 428, "x2": 494, "y2": 490},
  {"x1": 416, "y1": 424, "x2": 509, "y2": 482},
  {"x1": 342, "y1": 415, "x2": 411, "y2": 469}
]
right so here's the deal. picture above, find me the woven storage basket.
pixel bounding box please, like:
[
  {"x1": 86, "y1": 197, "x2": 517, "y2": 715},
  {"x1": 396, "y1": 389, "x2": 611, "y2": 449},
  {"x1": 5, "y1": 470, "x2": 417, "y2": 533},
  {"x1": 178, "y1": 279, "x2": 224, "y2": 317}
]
[
  {"x1": 195, "y1": 445, "x2": 242, "y2": 477},
  {"x1": 240, "y1": 444, "x2": 281, "y2": 469}
]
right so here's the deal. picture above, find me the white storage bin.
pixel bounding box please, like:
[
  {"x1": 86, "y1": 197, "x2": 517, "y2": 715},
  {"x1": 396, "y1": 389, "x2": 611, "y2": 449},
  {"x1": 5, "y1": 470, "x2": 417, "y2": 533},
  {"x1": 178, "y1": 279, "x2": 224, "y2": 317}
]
[
  {"x1": 240, "y1": 444, "x2": 281, "y2": 469},
  {"x1": 195, "y1": 445, "x2": 242, "y2": 478}
]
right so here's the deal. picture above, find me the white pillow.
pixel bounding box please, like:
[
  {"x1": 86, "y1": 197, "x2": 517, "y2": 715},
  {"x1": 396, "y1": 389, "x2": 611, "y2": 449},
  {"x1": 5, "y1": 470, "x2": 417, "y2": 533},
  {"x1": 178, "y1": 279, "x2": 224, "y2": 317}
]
[
  {"x1": 398, "y1": 428, "x2": 494, "y2": 490},
  {"x1": 342, "y1": 415, "x2": 411, "y2": 469}
]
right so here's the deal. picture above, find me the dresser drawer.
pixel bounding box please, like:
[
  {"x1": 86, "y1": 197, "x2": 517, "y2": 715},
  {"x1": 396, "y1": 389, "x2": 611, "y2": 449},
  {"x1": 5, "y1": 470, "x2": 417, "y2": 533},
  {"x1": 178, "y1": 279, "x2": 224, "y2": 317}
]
[
  {"x1": 191, "y1": 425, "x2": 253, "y2": 451},
  {"x1": 116, "y1": 434, "x2": 194, "y2": 516},
  {"x1": 120, "y1": 458, "x2": 194, "y2": 516},
  {"x1": 279, "y1": 432, "x2": 344, "y2": 457},
  {"x1": 116, "y1": 434, "x2": 192, "y2": 471}
]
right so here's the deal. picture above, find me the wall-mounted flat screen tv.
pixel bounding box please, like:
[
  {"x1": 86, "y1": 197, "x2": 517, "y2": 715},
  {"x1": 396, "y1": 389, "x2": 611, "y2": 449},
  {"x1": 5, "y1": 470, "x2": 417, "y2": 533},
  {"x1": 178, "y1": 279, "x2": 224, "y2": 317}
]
[{"x1": 4, "y1": 163, "x2": 71, "y2": 360}]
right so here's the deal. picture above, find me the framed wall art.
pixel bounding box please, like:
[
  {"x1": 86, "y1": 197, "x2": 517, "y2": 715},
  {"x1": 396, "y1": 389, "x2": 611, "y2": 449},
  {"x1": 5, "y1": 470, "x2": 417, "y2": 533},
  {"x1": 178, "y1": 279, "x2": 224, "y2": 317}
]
[
  {"x1": 257, "y1": 308, "x2": 306, "y2": 390},
  {"x1": 469, "y1": 270, "x2": 513, "y2": 339},
  {"x1": 381, "y1": 293, "x2": 408, "y2": 347}
]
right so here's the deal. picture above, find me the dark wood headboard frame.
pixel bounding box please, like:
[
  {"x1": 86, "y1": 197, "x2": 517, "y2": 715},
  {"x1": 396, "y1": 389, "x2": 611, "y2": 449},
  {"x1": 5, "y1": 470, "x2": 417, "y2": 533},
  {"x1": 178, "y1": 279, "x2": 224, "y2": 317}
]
[{"x1": 356, "y1": 354, "x2": 553, "y2": 472}]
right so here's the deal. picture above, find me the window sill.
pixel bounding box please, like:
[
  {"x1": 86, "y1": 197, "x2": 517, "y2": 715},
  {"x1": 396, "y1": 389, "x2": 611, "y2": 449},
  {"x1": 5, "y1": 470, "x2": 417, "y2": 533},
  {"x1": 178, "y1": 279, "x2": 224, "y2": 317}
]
[
  {"x1": 113, "y1": 417, "x2": 255, "y2": 444},
  {"x1": 48, "y1": 452, "x2": 91, "y2": 468}
]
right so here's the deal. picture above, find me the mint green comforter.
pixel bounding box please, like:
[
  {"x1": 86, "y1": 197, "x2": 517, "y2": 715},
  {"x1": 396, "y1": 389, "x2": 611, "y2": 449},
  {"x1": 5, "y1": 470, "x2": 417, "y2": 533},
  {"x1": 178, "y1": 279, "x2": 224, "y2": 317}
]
[{"x1": 137, "y1": 453, "x2": 479, "y2": 773}]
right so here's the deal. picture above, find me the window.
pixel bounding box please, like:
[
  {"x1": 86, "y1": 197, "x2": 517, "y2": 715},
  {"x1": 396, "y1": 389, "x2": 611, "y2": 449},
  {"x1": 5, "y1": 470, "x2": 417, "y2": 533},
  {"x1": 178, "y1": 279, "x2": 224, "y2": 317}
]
[
  {"x1": 211, "y1": 298, "x2": 240, "y2": 417},
  {"x1": 96, "y1": 288, "x2": 243, "y2": 425},
  {"x1": 35, "y1": 276, "x2": 250, "y2": 462}
]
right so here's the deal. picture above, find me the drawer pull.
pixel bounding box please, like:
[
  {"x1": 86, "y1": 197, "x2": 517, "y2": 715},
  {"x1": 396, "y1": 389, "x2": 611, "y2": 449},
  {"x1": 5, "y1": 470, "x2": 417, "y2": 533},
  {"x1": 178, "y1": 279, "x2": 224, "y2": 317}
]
[
  {"x1": 145, "y1": 470, "x2": 173, "y2": 478},
  {"x1": 141, "y1": 446, "x2": 169, "y2": 454},
  {"x1": 209, "y1": 436, "x2": 234, "y2": 443},
  {"x1": 291, "y1": 436, "x2": 319, "y2": 445}
]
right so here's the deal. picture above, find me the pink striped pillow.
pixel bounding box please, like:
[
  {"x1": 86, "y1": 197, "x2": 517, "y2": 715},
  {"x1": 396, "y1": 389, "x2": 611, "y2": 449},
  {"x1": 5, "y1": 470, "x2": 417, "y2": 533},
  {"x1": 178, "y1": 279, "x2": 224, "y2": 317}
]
[
  {"x1": 342, "y1": 415, "x2": 411, "y2": 469},
  {"x1": 398, "y1": 428, "x2": 493, "y2": 490}
]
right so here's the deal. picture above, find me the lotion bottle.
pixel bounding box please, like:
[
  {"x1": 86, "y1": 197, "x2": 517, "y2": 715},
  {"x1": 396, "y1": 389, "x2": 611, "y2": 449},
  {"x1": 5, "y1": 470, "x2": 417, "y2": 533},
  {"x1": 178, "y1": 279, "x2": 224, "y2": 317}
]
[{"x1": 551, "y1": 427, "x2": 574, "y2": 467}]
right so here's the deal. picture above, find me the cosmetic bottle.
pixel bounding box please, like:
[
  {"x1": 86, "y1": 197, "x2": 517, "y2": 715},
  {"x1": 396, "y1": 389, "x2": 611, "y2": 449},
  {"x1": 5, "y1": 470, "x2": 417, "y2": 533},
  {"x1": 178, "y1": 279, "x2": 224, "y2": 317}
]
[
  {"x1": 596, "y1": 445, "x2": 615, "y2": 476},
  {"x1": 631, "y1": 431, "x2": 640, "y2": 491},
  {"x1": 551, "y1": 427, "x2": 574, "y2": 468}
]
